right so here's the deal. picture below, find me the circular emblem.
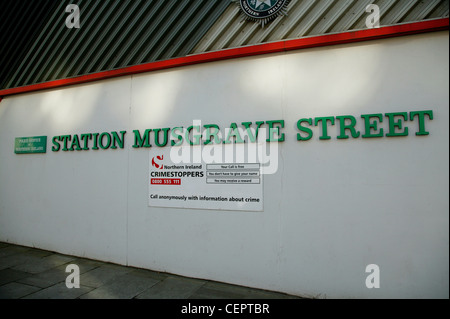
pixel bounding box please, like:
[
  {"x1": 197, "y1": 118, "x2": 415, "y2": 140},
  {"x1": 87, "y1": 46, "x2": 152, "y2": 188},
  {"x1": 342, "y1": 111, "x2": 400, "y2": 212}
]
[{"x1": 238, "y1": 0, "x2": 290, "y2": 27}]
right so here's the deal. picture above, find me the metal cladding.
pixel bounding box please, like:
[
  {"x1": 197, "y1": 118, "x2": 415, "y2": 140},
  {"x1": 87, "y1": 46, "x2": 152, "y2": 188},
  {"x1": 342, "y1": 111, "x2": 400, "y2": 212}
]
[
  {"x1": 193, "y1": 0, "x2": 449, "y2": 53},
  {"x1": 0, "y1": 0, "x2": 230, "y2": 90},
  {"x1": 0, "y1": 0, "x2": 448, "y2": 90}
]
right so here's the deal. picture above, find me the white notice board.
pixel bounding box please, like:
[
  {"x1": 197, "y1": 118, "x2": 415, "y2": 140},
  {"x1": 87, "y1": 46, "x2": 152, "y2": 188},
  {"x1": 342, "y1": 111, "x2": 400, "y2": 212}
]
[{"x1": 148, "y1": 147, "x2": 263, "y2": 211}]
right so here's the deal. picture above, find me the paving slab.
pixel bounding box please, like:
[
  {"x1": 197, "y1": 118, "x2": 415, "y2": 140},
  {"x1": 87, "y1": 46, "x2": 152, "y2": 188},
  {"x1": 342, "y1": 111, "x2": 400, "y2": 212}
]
[
  {"x1": 0, "y1": 282, "x2": 41, "y2": 299},
  {"x1": 17, "y1": 258, "x2": 102, "y2": 288},
  {"x1": 136, "y1": 276, "x2": 206, "y2": 299},
  {"x1": 79, "y1": 264, "x2": 133, "y2": 288},
  {"x1": 128, "y1": 268, "x2": 169, "y2": 282},
  {"x1": 0, "y1": 245, "x2": 31, "y2": 258},
  {"x1": 23, "y1": 248, "x2": 54, "y2": 258},
  {"x1": 23, "y1": 282, "x2": 94, "y2": 299},
  {"x1": 0, "y1": 253, "x2": 45, "y2": 271},
  {"x1": 69, "y1": 258, "x2": 104, "y2": 274},
  {"x1": 11, "y1": 253, "x2": 77, "y2": 274},
  {"x1": 242, "y1": 288, "x2": 302, "y2": 299},
  {"x1": 79, "y1": 272, "x2": 160, "y2": 299},
  {"x1": 188, "y1": 286, "x2": 246, "y2": 299},
  {"x1": 189, "y1": 281, "x2": 302, "y2": 299},
  {"x1": 17, "y1": 264, "x2": 73, "y2": 288},
  {"x1": 0, "y1": 268, "x2": 32, "y2": 286},
  {"x1": 203, "y1": 281, "x2": 259, "y2": 296},
  {"x1": 0, "y1": 243, "x2": 304, "y2": 300}
]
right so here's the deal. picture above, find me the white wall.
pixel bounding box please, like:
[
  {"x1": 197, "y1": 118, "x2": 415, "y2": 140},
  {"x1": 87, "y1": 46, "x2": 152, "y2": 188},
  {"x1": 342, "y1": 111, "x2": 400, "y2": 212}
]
[{"x1": 0, "y1": 32, "x2": 448, "y2": 298}]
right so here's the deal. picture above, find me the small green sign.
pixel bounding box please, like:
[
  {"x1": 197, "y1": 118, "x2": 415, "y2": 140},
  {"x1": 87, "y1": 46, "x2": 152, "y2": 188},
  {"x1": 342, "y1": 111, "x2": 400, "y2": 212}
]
[{"x1": 14, "y1": 136, "x2": 47, "y2": 154}]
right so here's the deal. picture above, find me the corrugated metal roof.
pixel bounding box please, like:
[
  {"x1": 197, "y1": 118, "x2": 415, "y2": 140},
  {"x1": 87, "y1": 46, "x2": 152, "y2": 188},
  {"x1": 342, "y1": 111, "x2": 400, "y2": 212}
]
[
  {"x1": 0, "y1": 0, "x2": 61, "y2": 91},
  {"x1": 0, "y1": 0, "x2": 231, "y2": 90},
  {"x1": 1, "y1": 0, "x2": 448, "y2": 91},
  {"x1": 192, "y1": 0, "x2": 449, "y2": 53}
]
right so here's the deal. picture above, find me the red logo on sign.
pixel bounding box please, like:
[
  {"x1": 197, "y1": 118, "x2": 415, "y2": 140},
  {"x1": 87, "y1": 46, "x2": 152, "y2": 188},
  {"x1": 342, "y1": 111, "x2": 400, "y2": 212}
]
[{"x1": 152, "y1": 155, "x2": 164, "y2": 169}]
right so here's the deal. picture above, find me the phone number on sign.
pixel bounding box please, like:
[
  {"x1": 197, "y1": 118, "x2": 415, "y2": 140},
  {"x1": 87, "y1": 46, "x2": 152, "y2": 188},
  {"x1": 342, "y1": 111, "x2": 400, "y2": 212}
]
[{"x1": 151, "y1": 178, "x2": 181, "y2": 185}]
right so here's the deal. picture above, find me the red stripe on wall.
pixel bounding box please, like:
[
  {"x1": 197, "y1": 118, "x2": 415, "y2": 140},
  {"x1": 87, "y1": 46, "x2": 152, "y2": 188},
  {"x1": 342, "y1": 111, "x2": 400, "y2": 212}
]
[{"x1": 0, "y1": 18, "x2": 448, "y2": 98}]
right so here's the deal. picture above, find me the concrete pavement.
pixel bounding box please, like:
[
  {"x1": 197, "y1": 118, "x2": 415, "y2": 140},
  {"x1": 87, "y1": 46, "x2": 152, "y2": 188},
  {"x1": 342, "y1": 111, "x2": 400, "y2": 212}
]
[{"x1": 0, "y1": 242, "x2": 302, "y2": 299}]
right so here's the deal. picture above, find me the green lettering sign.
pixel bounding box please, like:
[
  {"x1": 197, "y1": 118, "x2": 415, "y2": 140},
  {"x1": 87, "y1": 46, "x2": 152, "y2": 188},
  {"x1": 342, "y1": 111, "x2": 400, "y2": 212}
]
[{"x1": 15, "y1": 136, "x2": 47, "y2": 154}]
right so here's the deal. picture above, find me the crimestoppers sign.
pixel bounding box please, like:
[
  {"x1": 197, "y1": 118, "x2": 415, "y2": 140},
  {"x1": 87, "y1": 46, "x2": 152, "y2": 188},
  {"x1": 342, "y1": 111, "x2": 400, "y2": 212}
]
[{"x1": 148, "y1": 146, "x2": 264, "y2": 211}]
